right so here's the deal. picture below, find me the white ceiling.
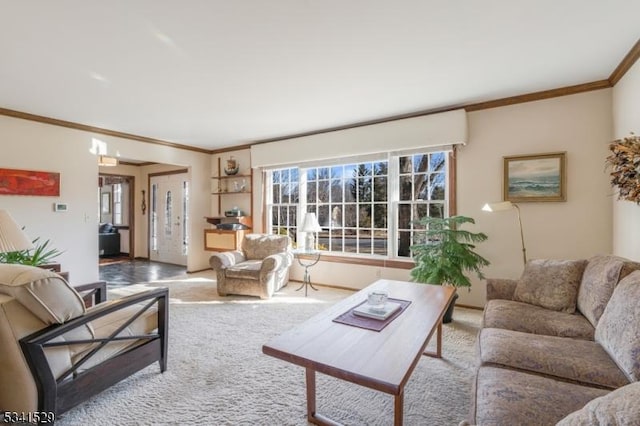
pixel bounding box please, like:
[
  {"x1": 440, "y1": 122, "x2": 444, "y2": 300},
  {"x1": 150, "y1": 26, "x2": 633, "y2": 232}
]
[{"x1": 1, "y1": 1, "x2": 638, "y2": 151}]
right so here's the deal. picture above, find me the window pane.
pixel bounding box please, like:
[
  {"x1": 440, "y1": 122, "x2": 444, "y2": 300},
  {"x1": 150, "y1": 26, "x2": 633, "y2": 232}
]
[
  {"x1": 429, "y1": 203, "x2": 445, "y2": 218},
  {"x1": 331, "y1": 179, "x2": 343, "y2": 202},
  {"x1": 414, "y1": 174, "x2": 429, "y2": 200},
  {"x1": 291, "y1": 180, "x2": 299, "y2": 203},
  {"x1": 399, "y1": 176, "x2": 412, "y2": 201},
  {"x1": 281, "y1": 182, "x2": 290, "y2": 204},
  {"x1": 279, "y1": 206, "x2": 287, "y2": 227},
  {"x1": 373, "y1": 176, "x2": 387, "y2": 201},
  {"x1": 358, "y1": 229, "x2": 372, "y2": 254},
  {"x1": 330, "y1": 229, "x2": 343, "y2": 252},
  {"x1": 288, "y1": 206, "x2": 297, "y2": 227},
  {"x1": 272, "y1": 170, "x2": 281, "y2": 184},
  {"x1": 331, "y1": 165, "x2": 343, "y2": 179},
  {"x1": 358, "y1": 178, "x2": 372, "y2": 202},
  {"x1": 398, "y1": 231, "x2": 411, "y2": 257},
  {"x1": 318, "y1": 167, "x2": 330, "y2": 180},
  {"x1": 398, "y1": 204, "x2": 411, "y2": 229},
  {"x1": 345, "y1": 204, "x2": 357, "y2": 227},
  {"x1": 318, "y1": 204, "x2": 330, "y2": 228},
  {"x1": 345, "y1": 229, "x2": 357, "y2": 253},
  {"x1": 413, "y1": 154, "x2": 429, "y2": 173},
  {"x1": 374, "y1": 161, "x2": 387, "y2": 176},
  {"x1": 373, "y1": 204, "x2": 387, "y2": 228},
  {"x1": 330, "y1": 205, "x2": 343, "y2": 227},
  {"x1": 399, "y1": 156, "x2": 412, "y2": 174},
  {"x1": 430, "y1": 152, "x2": 446, "y2": 172},
  {"x1": 431, "y1": 173, "x2": 446, "y2": 200},
  {"x1": 357, "y1": 163, "x2": 372, "y2": 176},
  {"x1": 272, "y1": 184, "x2": 280, "y2": 204},
  {"x1": 307, "y1": 169, "x2": 317, "y2": 181},
  {"x1": 318, "y1": 180, "x2": 329, "y2": 203},
  {"x1": 413, "y1": 204, "x2": 428, "y2": 223},
  {"x1": 281, "y1": 169, "x2": 290, "y2": 182},
  {"x1": 373, "y1": 229, "x2": 387, "y2": 255},
  {"x1": 358, "y1": 205, "x2": 372, "y2": 228},
  {"x1": 307, "y1": 181, "x2": 317, "y2": 203}
]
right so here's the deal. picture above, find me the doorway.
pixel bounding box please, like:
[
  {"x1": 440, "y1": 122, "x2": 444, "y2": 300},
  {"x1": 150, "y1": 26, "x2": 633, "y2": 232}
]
[
  {"x1": 149, "y1": 170, "x2": 189, "y2": 266},
  {"x1": 99, "y1": 174, "x2": 134, "y2": 260}
]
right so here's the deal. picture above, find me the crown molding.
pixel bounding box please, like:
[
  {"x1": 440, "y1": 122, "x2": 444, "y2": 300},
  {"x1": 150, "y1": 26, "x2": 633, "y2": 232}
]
[
  {"x1": 609, "y1": 38, "x2": 640, "y2": 86},
  {"x1": 2, "y1": 39, "x2": 638, "y2": 154},
  {"x1": 0, "y1": 107, "x2": 211, "y2": 154}
]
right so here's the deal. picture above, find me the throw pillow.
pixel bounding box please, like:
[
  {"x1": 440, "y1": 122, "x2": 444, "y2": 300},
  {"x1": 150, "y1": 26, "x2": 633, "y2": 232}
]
[
  {"x1": 595, "y1": 270, "x2": 640, "y2": 382},
  {"x1": 576, "y1": 255, "x2": 625, "y2": 327},
  {"x1": 557, "y1": 382, "x2": 640, "y2": 425},
  {"x1": 513, "y1": 259, "x2": 587, "y2": 313}
]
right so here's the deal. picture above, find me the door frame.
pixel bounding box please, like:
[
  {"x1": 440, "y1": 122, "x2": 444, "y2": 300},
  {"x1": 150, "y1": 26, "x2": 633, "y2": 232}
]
[
  {"x1": 99, "y1": 173, "x2": 135, "y2": 259},
  {"x1": 147, "y1": 169, "x2": 189, "y2": 261}
]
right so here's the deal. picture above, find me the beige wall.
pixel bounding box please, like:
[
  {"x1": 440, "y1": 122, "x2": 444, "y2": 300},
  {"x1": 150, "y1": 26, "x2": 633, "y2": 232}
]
[
  {"x1": 282, "y1": 89, "x2": 614, "y2": 307},
  {"x1": 460, "y1": 89, "x2": 613, "y2": 306},
  {"x1": 0, "y1": 115, "x2": 211, "y2": 283},
  {"x1": 612, "y1": 60, "x2": 640, "y2": 261}
]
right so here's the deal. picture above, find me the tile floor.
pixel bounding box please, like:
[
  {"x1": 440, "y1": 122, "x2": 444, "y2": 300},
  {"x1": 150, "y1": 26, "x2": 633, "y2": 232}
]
[{"x1": 99, "y1": 259, "x2": 186, "y2": 286}]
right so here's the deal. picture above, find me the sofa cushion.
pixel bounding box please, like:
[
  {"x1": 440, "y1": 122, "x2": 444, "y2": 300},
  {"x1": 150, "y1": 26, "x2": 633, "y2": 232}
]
[
  {"x1": 74, "y1": 301, "x2": 159, "y2": 373},
  {"x1": 225, "y1": 260, "x2": 263, "y2": 280},
  {"x1": 556, "y1": 382, "x2": 640, "y2": 425},
  {"x1": 0, "y1": 264, "x2": 85, "y2": 324},
  {"x1": 478, "y1": 328, "x2": 629, "y2": 389},
  {"x1": 483, "y1": 299, "x2": 595, "y2": 340},
  {"x1": 471, "y1": 366, "x2": 608, "y2": 426},
  {"x1": 595, "y1": 270, "x2": 640, "y2": 382},
  {"x1": 242, "y1": 234, "x2": 289, "y2": 260},
  {"x1": 577, "y1": 255, "x2": 640, "y2": 327},
  {"x1": 513, "y1": 259, "x2": 587, "y2": 313}
]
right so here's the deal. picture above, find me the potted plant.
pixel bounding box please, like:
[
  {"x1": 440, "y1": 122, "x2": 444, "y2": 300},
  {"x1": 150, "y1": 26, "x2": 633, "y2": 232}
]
[
  {"x1": 410, "y1": 215, "x2": 490, "y2": 323},
  {"x1": 0, "y1": 236, "x2": 63, "y2": 267}
]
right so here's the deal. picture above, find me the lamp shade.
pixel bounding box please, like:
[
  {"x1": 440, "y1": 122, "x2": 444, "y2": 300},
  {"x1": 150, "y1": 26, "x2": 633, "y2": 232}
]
[
  {"x1": 482, "y1": 201, "x2": 514, "y2": 212},
  {"x1": 0, "y1": 210, "x2": 33, "y2": 254},
  {"x1": 301, "y1": 212, "x2": 322, "y2": 232}
]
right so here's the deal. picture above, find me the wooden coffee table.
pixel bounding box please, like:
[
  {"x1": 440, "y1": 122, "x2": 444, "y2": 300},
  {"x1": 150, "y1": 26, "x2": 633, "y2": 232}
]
[{"x1": 262, "y1": 279, "x2": 455, "y2": 426}]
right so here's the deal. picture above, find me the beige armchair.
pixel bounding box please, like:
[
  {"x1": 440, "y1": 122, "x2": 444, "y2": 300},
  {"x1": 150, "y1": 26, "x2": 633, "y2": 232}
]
[
  {"x1": 0, "y1": 263, "x2": 168, "y2": 415},
  {"x1": 209, "y1": 234, "x2": 293, "y2": 299}
]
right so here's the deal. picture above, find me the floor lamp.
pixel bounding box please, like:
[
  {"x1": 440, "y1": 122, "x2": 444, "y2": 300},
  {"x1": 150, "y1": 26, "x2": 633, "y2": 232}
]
[{"x1": 482, "y1": 201, "x2": 527, "y2": 265}]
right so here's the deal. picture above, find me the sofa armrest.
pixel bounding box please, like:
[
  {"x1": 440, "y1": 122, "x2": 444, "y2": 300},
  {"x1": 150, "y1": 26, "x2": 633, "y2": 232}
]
[
  {"x1": 209, "y1": 251, "x2": 245, "y2": 271},
  {"x1": 486, "y1": 278, "x2": 518, "y2": 301},
  {"x1": 73, "y1": 281, "x2": 107, "y2": 306},
  {"x1": 261, "y1": 252, "x2": 291, "y2": 274},
  {"x1": 19, "y1": 287, "x2": 168, "y2": 412}
]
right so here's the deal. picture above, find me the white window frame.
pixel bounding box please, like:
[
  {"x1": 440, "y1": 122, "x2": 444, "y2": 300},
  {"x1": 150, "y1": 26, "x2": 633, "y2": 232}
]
[{"x1": 265, "y1": 149, "x2": 450, "y2": 260}]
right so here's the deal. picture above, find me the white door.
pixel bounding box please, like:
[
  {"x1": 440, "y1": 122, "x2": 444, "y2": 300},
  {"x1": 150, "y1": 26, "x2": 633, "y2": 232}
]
[{"x1": 150, "y1": 173, "x2": 189, "y2": 265}]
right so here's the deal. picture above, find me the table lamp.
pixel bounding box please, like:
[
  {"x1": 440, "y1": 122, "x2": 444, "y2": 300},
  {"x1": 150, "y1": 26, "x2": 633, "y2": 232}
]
[
  {"x1": 0, "y1": 209, "x2": 34, "y2": 254},
  {"x1": 301, "y1": 212, "x2": 322, "y2": 251}
]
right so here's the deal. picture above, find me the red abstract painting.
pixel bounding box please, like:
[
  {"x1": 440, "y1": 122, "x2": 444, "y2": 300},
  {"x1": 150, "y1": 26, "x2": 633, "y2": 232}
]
[{"x1": 0, "y1": 168, "x2": 60, "y2": 196}]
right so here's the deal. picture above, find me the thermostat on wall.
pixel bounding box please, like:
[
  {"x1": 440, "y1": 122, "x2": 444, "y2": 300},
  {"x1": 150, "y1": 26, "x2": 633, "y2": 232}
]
[{"x1": 53, "y1": 203, "x2": 68, "y2": 212}]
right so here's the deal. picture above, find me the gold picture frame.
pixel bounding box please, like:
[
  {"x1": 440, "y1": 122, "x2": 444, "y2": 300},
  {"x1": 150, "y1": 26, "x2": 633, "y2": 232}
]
[{"x1": 503, "y1": 152, "x2": 566, "y2": 202}]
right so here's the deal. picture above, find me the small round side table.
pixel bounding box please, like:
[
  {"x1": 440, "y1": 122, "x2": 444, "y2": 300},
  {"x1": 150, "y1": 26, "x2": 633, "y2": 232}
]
[{"x1": 293, "y1": 250, "x2": 321, "y2": 297}]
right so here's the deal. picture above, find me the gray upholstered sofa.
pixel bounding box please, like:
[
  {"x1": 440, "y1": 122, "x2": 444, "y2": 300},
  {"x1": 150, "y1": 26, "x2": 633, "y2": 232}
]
[
  {"x1": 209, "y1": 234, "x2": 293, "y2": 299},
  {"x1": 466, "y1": 255, "x2": 640, "y2": 425}
]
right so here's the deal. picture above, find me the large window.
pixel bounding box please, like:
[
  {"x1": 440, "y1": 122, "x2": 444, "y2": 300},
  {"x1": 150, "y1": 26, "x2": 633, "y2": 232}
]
[{"x1": 267, "y1": 150, "x2": 450, "y2": 259}]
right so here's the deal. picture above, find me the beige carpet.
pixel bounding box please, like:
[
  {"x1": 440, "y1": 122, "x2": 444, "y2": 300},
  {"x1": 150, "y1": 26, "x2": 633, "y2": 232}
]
[{"x1": 58, "y1": 272, "x2": 482, "y2": 425}]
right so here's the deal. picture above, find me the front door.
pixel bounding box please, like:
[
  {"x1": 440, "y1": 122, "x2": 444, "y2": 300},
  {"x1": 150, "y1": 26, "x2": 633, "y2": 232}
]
[{"x1": 150, "y1": 172, "x2": 189, "y2": 265}]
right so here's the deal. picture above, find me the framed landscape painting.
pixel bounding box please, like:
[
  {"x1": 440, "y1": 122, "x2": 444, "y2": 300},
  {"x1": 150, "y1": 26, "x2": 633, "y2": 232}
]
[{"x1": 503, "y1": 152, "x2": 566, "y2": 202}]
